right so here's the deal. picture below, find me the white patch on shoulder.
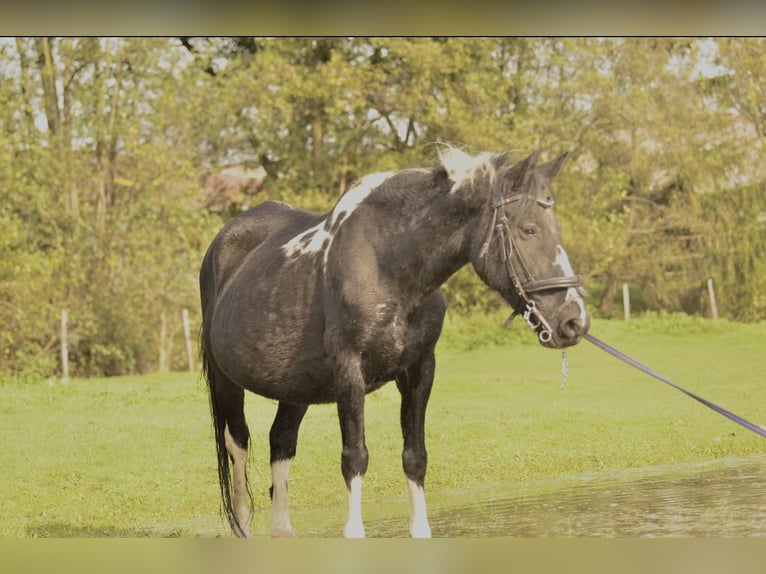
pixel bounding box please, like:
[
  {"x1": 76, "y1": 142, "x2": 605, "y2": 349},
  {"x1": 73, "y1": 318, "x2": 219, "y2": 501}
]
[
  {"x1": 281, "y1": 171, "x2": 394, "y2": 259},
  {"x1": 438, "y1": 147, "x2": 493, "y2": 194},
  {"x1": 331, "y1": 171, "x2": 394, "y2": 225}
]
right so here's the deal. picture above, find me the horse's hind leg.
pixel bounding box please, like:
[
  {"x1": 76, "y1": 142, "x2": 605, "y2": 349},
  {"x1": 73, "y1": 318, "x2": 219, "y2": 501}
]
[
  {"x1": 396, "y1": 352, "x2": 436, "y2": 538},
  {"x1": 215, "y1": 380, "x2": 253, "y2": 537},
  {"x1": 268, "y1": 401, "x2": 308, "y2": 537}
]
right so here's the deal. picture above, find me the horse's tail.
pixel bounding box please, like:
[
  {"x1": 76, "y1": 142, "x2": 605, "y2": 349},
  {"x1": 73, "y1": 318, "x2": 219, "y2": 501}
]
[
  {"x1": 200, "y1": 342, "x2": 237, "y2": 534},
  {"x1": 199, "y1": 252, "x2": 251, "y2": 536}
]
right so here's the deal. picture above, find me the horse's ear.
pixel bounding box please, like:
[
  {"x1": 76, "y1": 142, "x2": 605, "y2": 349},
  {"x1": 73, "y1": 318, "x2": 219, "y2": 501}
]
[
  {"x1": 506, "y1": 150, "x2": 541, "y2": 190},
  {"x1": 539, "y1": 152, "x2": 569, "y2": 181}
]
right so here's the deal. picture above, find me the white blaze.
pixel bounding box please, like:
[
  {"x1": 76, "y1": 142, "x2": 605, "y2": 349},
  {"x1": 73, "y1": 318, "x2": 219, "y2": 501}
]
[{"x1": 555, "y1": 245, "x2": 587, "y2": 323}]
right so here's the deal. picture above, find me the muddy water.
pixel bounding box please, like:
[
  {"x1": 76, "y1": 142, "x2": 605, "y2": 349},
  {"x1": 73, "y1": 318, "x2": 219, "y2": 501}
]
[
  {"x1": 424, "y1": 459, "x2": 766, "y2": 537},
  {"x1": 293, "y1": 455, "x2": 766, "y2": 538}
]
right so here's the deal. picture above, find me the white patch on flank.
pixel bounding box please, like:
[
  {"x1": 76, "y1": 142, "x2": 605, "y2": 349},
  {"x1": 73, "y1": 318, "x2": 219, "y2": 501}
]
[
  {"x1": 224, "y1": 424, "x2": 252, "y2": 537},
  {"x1": 344, "y1": 475, "x2": 365, "y2": 538},
  {"x1": 270, "y1": 459, "x2": 296, "y2": 537},
  {"x1": 407, "y1": 478, "x2": 432, "y2": 538},
  {"x1": 555, "y1": 245, "x2": 588, "y2": 323},
  {"x1": 281, "y1": 171, "x2": 394, "y2": 259},
  {"x1": 282, "y1": 224, "x2": 330, "y2": 257},
  {"x1": 438, "y1": 147, "x2": 493, "y2": 194}
]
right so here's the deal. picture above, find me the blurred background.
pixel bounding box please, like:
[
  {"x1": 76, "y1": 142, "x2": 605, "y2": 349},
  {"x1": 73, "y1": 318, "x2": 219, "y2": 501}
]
[{"x1": 1, "y1": 37, "x2": 764, "y2": 378}]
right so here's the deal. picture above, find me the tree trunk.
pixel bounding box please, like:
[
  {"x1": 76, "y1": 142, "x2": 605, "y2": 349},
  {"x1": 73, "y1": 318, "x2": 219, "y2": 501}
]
[
  {"x1": 14, "y1": 38, "x2": 36, "y2": 140},
  {"x1": 35, "y1": 37, "x2": 60, "y2": 138},
  {"x1": 60, "y1": 38, "x2": 79, "y2": 218},
  {"x1": 600, "y1": 275, "x2": 619, "y2": 316},
  {"x1": 94, "y1": 39, "x2": 123, "y2": 234}
]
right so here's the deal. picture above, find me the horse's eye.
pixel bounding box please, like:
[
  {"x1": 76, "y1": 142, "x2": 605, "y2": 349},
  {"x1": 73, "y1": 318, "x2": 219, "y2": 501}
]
[{"x1": 522, "y1": 226, "x2": 538, "y2": 237}]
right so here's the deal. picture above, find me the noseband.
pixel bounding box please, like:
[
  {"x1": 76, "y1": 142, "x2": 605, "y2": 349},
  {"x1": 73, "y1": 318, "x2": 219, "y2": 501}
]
[{"x1": 478, "y1": 177, "x2": 584, "y2": 343}]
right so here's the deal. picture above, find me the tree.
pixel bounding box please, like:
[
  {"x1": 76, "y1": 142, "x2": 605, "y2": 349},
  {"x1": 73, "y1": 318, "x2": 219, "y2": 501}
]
[{"x1": 2, "y1": 37, "x2": 766, "y2": 379}]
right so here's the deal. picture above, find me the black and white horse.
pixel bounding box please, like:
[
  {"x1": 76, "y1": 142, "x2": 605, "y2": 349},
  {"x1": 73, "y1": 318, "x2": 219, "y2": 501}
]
[{"x1": 199, "y1": 148, "x2": 589, "y2": 538}]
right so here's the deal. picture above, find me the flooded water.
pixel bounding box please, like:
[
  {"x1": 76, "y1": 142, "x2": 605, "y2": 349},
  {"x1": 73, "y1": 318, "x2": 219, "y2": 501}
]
[{"x1": 292, "y1": 455, "x2": 766, "y2": 538}]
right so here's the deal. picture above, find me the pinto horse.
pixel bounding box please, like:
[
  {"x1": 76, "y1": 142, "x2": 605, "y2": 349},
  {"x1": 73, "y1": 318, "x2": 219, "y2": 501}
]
[{"x1": 199, "y1": 148, "x2": 589, "y2": 538}]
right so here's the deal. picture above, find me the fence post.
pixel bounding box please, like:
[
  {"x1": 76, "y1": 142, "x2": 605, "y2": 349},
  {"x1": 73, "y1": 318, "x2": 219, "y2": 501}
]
[
  {"x1": 159, "y1": 310, "x2": 168, "y2": 372},
  {"x1": 707, "y1": 278, "x2": 719, "y2": 320},
  {"x1": 182, "y1": 308, "x2": 195, "y2": 373},
  {"x1": 622, "y1": 283, "x2": 631, "y2": 321},
  {"x1": 60, "y1": 310, "x2": 69, "y2": 384}
]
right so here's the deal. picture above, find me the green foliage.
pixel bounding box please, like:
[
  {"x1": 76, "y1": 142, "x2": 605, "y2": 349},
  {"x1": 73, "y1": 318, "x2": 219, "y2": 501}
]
[
  {"x1": 438, "y1": 307, "x2": 537, "y2": 351},
  {"x1": 1, "y1": 37, "x2": 766, "y2": 378}
]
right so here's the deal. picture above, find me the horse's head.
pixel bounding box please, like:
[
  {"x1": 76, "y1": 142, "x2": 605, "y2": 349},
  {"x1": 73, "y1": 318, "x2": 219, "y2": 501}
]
[{"x1": 470, "y1": 151, "x2": 589, "y2": 348}]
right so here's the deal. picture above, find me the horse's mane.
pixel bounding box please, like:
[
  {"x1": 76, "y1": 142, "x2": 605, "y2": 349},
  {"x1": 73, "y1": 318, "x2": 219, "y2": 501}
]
[{"x1": 436, "y1": 145, "x2": 497, "y2": 193}]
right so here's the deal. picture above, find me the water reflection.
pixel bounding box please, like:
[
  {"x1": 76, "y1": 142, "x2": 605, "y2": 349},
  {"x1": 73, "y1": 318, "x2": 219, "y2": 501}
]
[
  {"x1": 425, "y1": 461, "x2": 766, "y2": 537},
  {"x1": 296, "y1": 456, "x2": 766, "y2": 537}
]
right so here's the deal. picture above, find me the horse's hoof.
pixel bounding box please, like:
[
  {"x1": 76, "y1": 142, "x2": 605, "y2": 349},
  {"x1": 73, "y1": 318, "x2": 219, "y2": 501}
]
[
  {"x1": 410, "y1": 522, "x2": 432, "y2": 538},
  {"x1": 343, "y1": 522, "x2": 365, "y2": 538}
]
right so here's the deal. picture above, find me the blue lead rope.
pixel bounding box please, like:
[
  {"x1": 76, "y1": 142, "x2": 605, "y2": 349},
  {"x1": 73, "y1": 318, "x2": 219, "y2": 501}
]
[{"x1": 584, "y1": 333, "x2": 766, "y2": 439}]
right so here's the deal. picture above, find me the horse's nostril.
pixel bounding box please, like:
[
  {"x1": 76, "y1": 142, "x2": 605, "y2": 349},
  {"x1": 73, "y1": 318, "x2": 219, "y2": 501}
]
[{"x1": 562, "y1": 317, "x2": 582, "y2": 339}]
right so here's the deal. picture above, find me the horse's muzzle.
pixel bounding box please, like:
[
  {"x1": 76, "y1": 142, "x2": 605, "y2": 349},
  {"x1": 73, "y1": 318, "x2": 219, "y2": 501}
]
[{"x1": 542, "y1": 299, "x2": 590, "y2": 349}]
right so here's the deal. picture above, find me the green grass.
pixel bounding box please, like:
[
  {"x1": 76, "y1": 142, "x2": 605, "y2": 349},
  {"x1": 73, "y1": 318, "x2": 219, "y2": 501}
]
[{"x1": 2, "y1": 313, "x2": 765, "y2": 538}]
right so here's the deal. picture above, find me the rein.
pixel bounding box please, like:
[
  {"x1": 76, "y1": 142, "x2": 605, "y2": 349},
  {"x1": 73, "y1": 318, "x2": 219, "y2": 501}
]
[
  {"x1": 479, "y1": 179, "x2": 583, "y2": 343},
  {"x1": 585, "y1": 333, "x2": 766, "y2": 439},
  {"x1": 477, "y1": 165, "x2": 765, "y2": 438}
]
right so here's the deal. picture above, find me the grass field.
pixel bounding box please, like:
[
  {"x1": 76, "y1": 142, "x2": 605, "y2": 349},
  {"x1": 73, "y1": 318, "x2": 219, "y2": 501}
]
[{"x1": 2, "y1": 313, "x2": 765, "y2": 538}]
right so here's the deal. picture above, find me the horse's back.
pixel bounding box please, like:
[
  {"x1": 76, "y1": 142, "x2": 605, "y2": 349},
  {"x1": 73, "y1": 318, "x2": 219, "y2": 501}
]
[{"x1": 201, "y1": 201, "x2": 322, "y2": 297}]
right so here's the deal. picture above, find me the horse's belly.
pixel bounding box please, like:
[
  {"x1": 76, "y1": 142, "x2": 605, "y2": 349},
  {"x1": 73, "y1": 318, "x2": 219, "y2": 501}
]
[
  {"x1": 210, "y1": 307, "x2": 338, "y2": 401},
  {"x1": 242, "y1": 361, "x2": 339, "y2": 404}
]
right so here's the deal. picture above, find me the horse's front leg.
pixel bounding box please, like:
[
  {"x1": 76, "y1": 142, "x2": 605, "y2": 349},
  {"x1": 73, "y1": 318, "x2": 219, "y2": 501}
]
[
  {"x1": 334, "y1": 351, "x2": 369, "y2": 538},
  {"x1": 396, "y1": 352, "x2": 436, "y2": 538}
]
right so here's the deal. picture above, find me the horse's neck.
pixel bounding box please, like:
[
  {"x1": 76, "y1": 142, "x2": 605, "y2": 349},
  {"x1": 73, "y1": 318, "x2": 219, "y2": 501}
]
[{"x1": 380, "y1": 184, "x2": 482, "y2": 297}]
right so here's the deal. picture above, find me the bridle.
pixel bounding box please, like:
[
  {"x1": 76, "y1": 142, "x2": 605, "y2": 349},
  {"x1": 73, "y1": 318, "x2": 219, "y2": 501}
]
[{"x1": 478, "y1": 172, "x2": 585, "y2": 344}]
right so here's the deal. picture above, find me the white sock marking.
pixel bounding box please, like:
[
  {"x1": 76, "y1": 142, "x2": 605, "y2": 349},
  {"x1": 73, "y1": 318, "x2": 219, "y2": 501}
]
[
  {"x1": 270, "y1": 459, "x2": 296, "y2": 537},
  {"x1": 407, "y1": 479, "x2": 432, "y2": 538},
  {"x1": 224, "y1": 424, "x2": 252, "y2": 537},
  {"x1": 344, "y1": 475, "x2": 365, "y2": 538}
]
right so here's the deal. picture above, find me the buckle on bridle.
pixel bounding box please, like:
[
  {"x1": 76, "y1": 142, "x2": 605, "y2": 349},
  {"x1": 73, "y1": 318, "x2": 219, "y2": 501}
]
[
  {"x1": 504, "y1": 300, "x2": 553, "y2": 344},
  {"x1": 523, "y1": 301, "x2": 553, "y2": 343}
]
